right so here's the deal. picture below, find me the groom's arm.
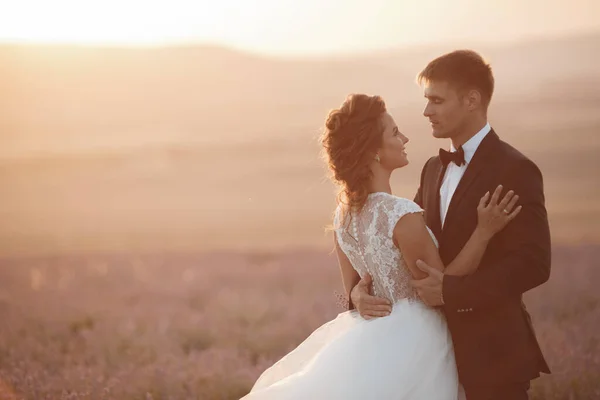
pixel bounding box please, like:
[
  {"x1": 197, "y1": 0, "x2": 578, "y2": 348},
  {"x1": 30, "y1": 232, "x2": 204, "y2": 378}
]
[{"x1": 442, "y1": 158, "x2": 551, "y2": 310}]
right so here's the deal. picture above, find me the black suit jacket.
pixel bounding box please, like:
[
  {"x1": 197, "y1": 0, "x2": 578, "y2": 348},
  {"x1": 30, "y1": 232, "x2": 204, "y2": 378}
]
[{"x1": 414, "y1": 130, "x2": 551, "y2": 386}]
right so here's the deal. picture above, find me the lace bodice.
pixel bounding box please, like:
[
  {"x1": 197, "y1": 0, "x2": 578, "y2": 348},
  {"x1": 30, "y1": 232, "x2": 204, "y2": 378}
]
[{"x1": 334, "y1": 193, "x2": 438, "y2": 304}]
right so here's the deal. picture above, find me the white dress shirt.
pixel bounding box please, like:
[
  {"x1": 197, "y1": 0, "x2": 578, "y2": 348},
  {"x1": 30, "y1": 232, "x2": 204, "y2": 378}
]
[{"x1": 440, "y1": 123, "x2": 491, "y2": 227}]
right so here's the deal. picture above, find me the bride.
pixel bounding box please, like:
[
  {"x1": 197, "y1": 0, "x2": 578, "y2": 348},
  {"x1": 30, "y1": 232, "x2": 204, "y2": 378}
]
[{"x1": 240, "y1": 94, "x2": 521, "y2": 400}]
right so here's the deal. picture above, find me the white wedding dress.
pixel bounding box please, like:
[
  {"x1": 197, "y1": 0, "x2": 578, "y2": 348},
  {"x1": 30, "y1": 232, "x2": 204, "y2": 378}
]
[{"x1": 241, "y1": 193, "x2": 464, "y2": 400}]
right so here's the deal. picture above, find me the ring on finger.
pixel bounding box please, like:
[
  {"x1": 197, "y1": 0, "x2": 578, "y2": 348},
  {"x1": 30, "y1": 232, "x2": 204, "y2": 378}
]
[{"x1": 503, "y1": 209, "x2": 510, "y2": 214}]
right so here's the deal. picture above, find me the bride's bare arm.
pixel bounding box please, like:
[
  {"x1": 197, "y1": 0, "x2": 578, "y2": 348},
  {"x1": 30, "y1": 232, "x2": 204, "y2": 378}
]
[
  {"x1": 444, "y1": 188, "x2": 520, "y2": 276},
  {"x1": 394, "y1": 185, "x2": 521, "y2": 278}
]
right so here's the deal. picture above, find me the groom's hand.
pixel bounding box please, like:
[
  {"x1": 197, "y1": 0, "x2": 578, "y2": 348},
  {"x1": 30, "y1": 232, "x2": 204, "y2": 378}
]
[
  {"x1": 351, "y1": 273, "x2": 392, "y2": 319},
  {"x1": 411, "y1": 260, "x2": 445, "y2": 307}
]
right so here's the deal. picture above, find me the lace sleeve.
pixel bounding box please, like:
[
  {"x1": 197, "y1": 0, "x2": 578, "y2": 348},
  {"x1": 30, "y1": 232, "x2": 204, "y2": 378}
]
[
  {"x1": 333, "y1": 205, "x2": 340, "y2": 230},
  {"x1": 384, "y1": 198, "x2": 424, "y2": 238}
]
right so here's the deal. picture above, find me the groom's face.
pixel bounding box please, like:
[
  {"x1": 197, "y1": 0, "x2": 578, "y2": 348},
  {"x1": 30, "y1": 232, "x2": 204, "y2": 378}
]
[{"x1": 422, "y1": 80, "x2": 469, "y2": 139}]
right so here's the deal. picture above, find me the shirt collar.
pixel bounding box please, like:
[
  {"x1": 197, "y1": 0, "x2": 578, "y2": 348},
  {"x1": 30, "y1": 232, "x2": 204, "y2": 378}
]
[{"x1": 450, "y1": 122, "x2": 491, "y2": 164}]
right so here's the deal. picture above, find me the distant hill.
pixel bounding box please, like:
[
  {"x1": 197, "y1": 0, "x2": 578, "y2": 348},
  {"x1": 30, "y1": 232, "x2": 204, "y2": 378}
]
[{"x1": 1, "y1": 32, "x2": 599, "y2": 158}]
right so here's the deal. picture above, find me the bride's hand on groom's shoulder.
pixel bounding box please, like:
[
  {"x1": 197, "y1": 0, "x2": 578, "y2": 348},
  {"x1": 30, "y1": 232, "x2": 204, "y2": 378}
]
[
  {"x1": 475, "y1": 184, "x2": 522, "y2": 240},
  {"x1": 351, "y1": 274, "x2": 393, "y2": 320}
]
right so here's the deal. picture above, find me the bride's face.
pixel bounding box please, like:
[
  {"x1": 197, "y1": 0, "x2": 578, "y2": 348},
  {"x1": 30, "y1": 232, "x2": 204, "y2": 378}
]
[{"x1": 377, "y1": 112, "x2": 409, "y2": 169}]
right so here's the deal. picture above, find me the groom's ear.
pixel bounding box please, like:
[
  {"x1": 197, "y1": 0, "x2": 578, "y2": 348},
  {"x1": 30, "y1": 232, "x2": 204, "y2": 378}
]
[{"x1": 465, "y1": 89, "x2": 482, "y2": 111}]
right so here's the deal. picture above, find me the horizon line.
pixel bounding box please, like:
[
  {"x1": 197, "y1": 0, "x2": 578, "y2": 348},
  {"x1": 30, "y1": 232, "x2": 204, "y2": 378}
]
[{"x1": 0, "y1": 28, "x2": 598, "y2": 60}]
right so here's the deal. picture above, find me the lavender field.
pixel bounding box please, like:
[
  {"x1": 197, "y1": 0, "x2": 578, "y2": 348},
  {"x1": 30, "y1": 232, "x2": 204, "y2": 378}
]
[{"x1": 0, "y1": 244, "x2": 598, "y2": 399}]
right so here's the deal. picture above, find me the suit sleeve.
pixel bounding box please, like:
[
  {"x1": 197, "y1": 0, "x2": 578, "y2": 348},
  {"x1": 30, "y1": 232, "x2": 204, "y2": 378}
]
[{"x1": 442, "y1": 159, "x2": 551, "y2": 310}]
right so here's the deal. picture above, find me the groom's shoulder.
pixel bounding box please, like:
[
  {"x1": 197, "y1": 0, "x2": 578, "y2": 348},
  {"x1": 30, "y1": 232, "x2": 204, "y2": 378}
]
[
  {"x1": 496, "y1": 135, "x2": 543, "y2": 176},
  {"x1": 422, "y1": 154, "x2": 441, "y2": 172},
  {"x1": 426, "y1": 154, "x2": 440, "y2": 164},
  {"x1": 497, "y1": 136, "x2": 533, "y2": 163}
]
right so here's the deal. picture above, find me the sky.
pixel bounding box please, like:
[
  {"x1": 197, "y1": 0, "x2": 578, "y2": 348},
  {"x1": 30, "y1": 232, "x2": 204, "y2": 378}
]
[{"x1": 0, "y1": 0, "x2": 599, "y2": 55}]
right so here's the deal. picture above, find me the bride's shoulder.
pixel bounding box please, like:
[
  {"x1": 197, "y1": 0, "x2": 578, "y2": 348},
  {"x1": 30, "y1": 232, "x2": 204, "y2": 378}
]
[
  {"x1": 368, "y1": 193, "x2": 425, "y2": 237},
  {"x1": 333, "y1": 204, "x2": 349, "y2": 229},
  {"x1": 370, "y1": 193, "x2": 422, "y2": 212}
]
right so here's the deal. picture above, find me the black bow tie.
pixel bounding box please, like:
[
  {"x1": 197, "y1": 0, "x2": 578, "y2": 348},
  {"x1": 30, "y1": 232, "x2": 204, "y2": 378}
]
[{"x1": 439, "y1": 146, "x2": 466, "y2": 167}]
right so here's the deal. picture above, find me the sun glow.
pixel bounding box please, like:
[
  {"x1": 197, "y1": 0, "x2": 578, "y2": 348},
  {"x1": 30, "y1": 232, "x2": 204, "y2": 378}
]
[
  {"x1": 0, "y1": 0, "x2": 239, "y2": 45},
  {"x1": 0, "y1": 0, "x2": 598, "y2": 55}
]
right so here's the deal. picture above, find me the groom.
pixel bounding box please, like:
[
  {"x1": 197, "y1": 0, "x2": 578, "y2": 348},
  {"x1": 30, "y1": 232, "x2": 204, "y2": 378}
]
[{"x1": 349, "y1": 50, "x2": 551, "y2": 399}]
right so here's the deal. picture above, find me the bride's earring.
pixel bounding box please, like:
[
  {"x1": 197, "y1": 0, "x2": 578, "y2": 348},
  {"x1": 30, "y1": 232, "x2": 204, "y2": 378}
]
[{"x1": 374, "y1": 154, "x2": 381, "y2": 163}]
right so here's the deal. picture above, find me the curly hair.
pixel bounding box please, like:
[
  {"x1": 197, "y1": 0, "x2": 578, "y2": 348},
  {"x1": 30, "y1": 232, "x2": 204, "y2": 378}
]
[{"x1": 320, "y1": 94, "x2": 387, "y2": 223}]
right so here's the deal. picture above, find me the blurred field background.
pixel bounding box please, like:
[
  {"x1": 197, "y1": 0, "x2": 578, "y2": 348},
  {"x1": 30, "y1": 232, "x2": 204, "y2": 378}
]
[{"x1": 1, "y1": 1, "x2": 600, "y2": 399}]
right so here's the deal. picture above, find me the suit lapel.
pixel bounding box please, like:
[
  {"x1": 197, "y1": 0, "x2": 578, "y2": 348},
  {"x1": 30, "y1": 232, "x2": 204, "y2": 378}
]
[
  {"x1": 442, "y1": 130, "x2": 500, "y2": 231},
  {"x1": 432, "y1": 162, "x2": 446, "y2": 239},
  {"x1": 424, "y1": 158, "x2": 446, "y2": 240}
]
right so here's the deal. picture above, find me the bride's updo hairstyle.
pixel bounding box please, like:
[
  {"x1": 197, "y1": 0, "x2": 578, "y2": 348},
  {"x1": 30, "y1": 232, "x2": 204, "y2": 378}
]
[{"x1": 321, "y1": 94, "x2": 387, "y2": 216}]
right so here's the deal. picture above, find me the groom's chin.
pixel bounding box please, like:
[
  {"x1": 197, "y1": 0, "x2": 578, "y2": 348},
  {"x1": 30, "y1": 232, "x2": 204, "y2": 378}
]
[{"x1": 432, "y1": 130, "x2": 448, "y2": 139}]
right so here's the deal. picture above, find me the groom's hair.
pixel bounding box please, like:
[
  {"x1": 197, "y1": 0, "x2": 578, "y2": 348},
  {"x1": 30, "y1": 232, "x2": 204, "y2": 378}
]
[{"x1": 417, "y1": 50, "x2": 494, "y2": 108}]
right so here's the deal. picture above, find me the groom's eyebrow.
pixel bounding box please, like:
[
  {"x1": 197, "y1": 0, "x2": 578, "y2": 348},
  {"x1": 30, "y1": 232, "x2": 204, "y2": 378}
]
[{"x1": 425, "y1": 94, "x2": 443, "y2": 101}]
